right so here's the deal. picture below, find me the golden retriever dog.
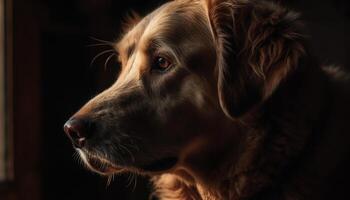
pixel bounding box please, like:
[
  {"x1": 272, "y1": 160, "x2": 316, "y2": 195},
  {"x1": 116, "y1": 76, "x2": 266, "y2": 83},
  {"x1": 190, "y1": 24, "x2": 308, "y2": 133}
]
[{"x1": 64, "y1": 0, "x2": 350, "y2": 199}]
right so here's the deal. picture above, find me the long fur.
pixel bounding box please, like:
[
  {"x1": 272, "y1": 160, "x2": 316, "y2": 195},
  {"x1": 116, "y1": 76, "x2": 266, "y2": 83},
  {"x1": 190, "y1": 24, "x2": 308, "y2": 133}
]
[{"x1": 65, "y1": 0, "x2": 350, "y2": 199}]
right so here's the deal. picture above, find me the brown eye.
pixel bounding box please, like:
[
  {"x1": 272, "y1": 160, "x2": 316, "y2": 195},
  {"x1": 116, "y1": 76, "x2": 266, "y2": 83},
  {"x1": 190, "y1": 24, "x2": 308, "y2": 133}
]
[{"x1": 152, "y1": 56, "x2": 171, "y2": 72}]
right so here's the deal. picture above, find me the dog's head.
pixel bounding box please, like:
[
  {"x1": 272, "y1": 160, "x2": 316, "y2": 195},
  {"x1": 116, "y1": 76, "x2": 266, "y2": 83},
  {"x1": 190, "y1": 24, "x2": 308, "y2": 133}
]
[{"x1": 64, "y1": 0, "x2": 305, "y2": 177}]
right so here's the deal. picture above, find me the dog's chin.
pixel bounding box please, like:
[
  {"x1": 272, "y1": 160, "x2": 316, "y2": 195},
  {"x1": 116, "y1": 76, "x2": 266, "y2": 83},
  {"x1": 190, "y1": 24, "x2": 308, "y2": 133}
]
[
  {"x1": 77, "y1": 150, "x2": 178, "y2": 175},
  {"x1": 77, "y1": 150, "x2": 124, "y2": 175},
  {"x1": 86, "y1": 157, "x2": 124, "y2": 175}
]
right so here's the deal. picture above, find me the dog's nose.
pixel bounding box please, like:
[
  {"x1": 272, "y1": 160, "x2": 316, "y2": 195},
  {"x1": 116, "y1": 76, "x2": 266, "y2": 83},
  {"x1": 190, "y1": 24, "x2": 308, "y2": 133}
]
[{"x1": 64, "y1": 118, "x2": 91, "y2": 148}]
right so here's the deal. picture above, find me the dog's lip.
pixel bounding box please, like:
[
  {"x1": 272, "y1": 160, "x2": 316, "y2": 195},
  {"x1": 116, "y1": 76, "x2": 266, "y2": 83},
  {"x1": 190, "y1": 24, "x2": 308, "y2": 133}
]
[
  {"x1": 79, "y1": 149, "x2": 178, "y2": 174},
  {"x1": 85, "y1": 155, "x2": 124, "y2": 175},
  {"x1": 87, "y1": 156, "x2": 178, "y2": 174}
]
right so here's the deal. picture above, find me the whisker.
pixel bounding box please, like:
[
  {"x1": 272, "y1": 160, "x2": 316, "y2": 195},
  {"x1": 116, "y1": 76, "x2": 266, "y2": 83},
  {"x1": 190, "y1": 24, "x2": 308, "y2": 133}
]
[
  {"x1": 104, "y1": 53, "x2": 116, "y2": 70},
  {"x1": 126, "y1": 172, "x2": 134, "y2": 188},
  {"x1": 132, "y1": 173, "x2": 138, "y2": 192},
  {"x1": 111, "y1": 144, "x2": 126, "y2": 165},
  {"x1": 86, "y1": 43, "x2": 113, "y2": 47},
  {"x1": 89, "y1": 36, "x2": 114, "y2": 45},
  {"x1": 106, "y1": 174, "x2": 114, "y2": 188},
  {"x1": 119, "y1": 144, "x2": 135, "y2": 163},
  {"x1": 90, "y1": 49, "x2": 115, "y2": 68},
  {"x1": 73, "y1": 151, "x2": 84, "y2": 166},
  {"x1": 72, "y1": 152, "x2": 79, "y2": 161}
]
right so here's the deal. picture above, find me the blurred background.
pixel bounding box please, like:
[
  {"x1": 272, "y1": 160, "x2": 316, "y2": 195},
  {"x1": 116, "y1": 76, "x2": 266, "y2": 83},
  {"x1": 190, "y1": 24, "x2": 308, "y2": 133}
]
[{"x1": 0, "y1": 0, "x2": 349, "y2": 200}]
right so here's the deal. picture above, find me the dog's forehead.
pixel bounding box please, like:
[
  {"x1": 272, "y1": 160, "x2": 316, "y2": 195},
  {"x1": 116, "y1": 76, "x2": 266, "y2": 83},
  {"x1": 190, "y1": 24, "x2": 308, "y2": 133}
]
[
  {"x1": 116, "y1": 3, "x2": 170, "y2": 48},
  {"x1": 116, "y1": 0, "x2": 205, "y2": 53}
]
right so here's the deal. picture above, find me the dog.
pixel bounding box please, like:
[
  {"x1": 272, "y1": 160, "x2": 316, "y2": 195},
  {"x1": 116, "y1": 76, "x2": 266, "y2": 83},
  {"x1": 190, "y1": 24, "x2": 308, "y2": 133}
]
[{"x1": 64, "y1": 0, "x2": 350, "y2": 199}]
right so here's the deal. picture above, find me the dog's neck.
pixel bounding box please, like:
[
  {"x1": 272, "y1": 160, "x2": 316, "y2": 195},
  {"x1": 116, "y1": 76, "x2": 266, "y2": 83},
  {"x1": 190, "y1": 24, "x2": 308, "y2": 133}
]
[
  {"x1": 220, "y1": 57, "x2": 331, "y2": 199},
  {"x1": 224, "y1": 57, "x2": 330, "y2": 199}
]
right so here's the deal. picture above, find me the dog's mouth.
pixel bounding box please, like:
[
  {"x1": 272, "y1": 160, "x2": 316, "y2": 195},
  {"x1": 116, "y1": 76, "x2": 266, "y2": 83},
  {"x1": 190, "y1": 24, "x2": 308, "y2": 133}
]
[{"x1": 77, "y1": 149, "x2": 178, "y2": 175}]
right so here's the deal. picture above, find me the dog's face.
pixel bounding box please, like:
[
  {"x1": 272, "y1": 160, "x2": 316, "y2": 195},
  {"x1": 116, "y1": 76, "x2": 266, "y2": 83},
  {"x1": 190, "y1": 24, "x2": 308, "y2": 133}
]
[
  {"x1": 64, "y1": 1, "x2": 223, "y2": 175},
  {"x1": 64, "y1": 0, "x2": 305, "y2": 177}
]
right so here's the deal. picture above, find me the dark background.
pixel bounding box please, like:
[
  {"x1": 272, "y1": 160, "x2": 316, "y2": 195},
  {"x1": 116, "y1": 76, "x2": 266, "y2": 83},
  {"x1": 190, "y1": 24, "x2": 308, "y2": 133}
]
[{"x1": 2, "y1": 0, "x2": 350, "y2": 200}]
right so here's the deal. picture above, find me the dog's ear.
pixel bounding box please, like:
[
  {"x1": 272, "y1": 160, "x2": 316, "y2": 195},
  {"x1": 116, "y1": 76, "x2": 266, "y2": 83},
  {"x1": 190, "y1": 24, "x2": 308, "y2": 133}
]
[{"x1": 204, "y1": 0, "x2": 306, "y2": 119}]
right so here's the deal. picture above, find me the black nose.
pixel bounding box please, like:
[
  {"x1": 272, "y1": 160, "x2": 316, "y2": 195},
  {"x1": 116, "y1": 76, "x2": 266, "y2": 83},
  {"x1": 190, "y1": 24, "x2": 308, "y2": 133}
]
[{"x1": 64, "y1": 118, "x2": 91, "y2": 148}]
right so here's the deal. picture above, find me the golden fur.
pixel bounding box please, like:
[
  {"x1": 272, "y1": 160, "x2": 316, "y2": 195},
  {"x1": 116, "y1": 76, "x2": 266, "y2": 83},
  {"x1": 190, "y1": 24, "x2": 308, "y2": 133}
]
[{"x1": 65, "y1": 0, "x2": 350, "y2": 199}]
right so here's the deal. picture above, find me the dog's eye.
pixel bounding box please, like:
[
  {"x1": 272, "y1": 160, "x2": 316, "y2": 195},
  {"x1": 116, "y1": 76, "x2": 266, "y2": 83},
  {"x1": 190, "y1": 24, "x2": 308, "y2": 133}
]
[{"x1": 152, "y1": 56, "x2": 171, "y2": 72}]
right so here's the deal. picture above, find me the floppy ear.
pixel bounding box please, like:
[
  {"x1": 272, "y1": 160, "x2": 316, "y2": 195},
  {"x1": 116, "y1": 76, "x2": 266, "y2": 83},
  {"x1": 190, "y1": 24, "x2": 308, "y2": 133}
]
[{"x1": 204, "y1": 0, "x2": 306, "y2": 118}]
